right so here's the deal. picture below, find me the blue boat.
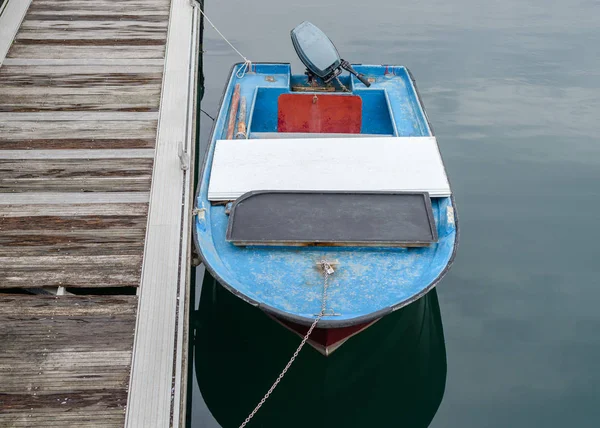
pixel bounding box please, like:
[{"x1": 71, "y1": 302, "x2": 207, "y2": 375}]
[{"x1": 193, "y1": 22, "x2": 458, "y2": 355}]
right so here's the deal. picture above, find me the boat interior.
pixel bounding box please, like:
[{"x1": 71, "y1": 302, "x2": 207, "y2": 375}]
[{"x1": 216, "y1": 63, "x2": 432, "y2": 140}]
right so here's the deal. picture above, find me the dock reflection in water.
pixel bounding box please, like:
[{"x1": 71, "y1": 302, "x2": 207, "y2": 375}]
[{"x1": 193, "y1": 270, "x2": 447, "y2": 427}]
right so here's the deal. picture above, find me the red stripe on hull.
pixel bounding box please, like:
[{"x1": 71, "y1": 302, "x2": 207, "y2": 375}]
[{"x1": 270, "y1": 315, "x2": 379, "y2": 356}]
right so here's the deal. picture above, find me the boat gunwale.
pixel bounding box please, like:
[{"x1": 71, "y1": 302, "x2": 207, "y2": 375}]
[{"x1": 193, "y1": 62, "x2": 460, "y2": 328}]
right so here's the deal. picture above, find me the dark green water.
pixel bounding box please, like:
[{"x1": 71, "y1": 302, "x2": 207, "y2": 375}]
[{"x1": 190, "y1": 1, "x2": 600, "y2": 426}]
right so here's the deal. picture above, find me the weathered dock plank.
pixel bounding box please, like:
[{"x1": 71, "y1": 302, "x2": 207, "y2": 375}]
[
  {"x1": 0, "y1": 214, "x2": 147, "y2": 231},
  {"x1": 23, "y1": 13, "x2": 170, "y2": 22},
  {"x1": 0, "y1": 66, "x2": 163, "y2": 86},
  {"x1": 0, "y1": 64, "x2": 163, "y2": 114},
  {"x1": 0, "y1": 95, "x2": 160, "y2": 112},
  {"x1": 0, "y1": 203, "x2": 148, "y2": 217},
  {"x1": 0, "y1": 193, "x2": 150, "y2": 205},
  {"x1": 16, "y1": 28, "x2": 167, "y2": 41},
  {"x1": 0, "y1": 88, "x2": 161, "y2": 112},
  {"x1": 0, "y1": 295, "x2": 136, "y2": 428},
  {"x1": 28, "y1": 0, "x2": 171, "y2": 14},
  {"x1": 14, "y1": 38, "x2": 167, "y2": 46},
  {"x1": 0, "y1": 149, "x2": 155, "y2": 159},
  {"x1": 0, "y1": 119, "x2": 157, "y2": 149},
  {"x1": 0, "y1": 158, "x2": 153, "y2": 193},
  {"x1": 0, "y1": 255, "x2": 143, "y2": 288},
  {"x1": 7, "y1": 44, "x2": 165, "y2": 60},
  {"x1": 2, "y1": 58, "x2": 165, "y2": 66},
  {"x1": 0, "y1": 112, "x2": 158, "y2": 120},
  {"x1": 0, "y1": 212, "x2": 147, "y2": 257},
  {"x1": 20, "y1": 19, "x2": 168, "y2": 31}
]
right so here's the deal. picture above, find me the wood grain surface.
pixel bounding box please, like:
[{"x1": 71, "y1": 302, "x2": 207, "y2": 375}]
[{"x1": 0, "y1": 295, "x2": 137, "y2": 427}]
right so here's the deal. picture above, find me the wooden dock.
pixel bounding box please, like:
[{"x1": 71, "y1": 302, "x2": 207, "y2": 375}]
[{"x1": 0, "y1": 0, "x2": 200, "y2": 426}]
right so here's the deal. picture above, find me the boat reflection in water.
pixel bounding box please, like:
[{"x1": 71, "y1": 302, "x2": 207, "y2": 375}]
[{"x1": 194, "y1": 270, "x2": 447, "y2": 428}]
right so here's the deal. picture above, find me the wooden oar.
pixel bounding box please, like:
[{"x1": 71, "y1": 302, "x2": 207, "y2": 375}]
[
  {"x1": 226, "y1": 83, "x2": 241, "y2": 139},
  {"x1": 236, "y1": 97, "x2": 247, "y2": 139}
]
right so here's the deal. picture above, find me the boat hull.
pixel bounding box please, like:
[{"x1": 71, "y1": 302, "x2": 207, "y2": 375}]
[
  {"x1": 193, "y1": 63, "x2": 459, "y2": 336},
  {"x1": 269, "y1": 314, "x2": 379, "y2": 356}
]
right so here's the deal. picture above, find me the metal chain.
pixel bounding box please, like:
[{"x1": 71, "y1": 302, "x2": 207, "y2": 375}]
[{"x1": 239, "y1": 261, "x2": 334, "y2": 428}]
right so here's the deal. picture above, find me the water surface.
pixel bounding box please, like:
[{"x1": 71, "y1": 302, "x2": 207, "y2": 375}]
[{"x1": 190, "y1": 1, "x2": 600, "y2": 426}]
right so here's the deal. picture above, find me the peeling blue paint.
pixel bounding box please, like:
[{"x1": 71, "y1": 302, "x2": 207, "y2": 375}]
[{"x1": 193, "y1": 63, "x2": 458, "y2": 327}]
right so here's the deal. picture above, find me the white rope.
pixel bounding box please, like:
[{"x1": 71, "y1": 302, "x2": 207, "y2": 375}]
[{"x1": 193, "y1": 1, "x2": 252, "y2": 77}]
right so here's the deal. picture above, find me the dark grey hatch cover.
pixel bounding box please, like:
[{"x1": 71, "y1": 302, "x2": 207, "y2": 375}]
[{"x1": 226, "y1": 191, "x2": 438, "y2": 247}]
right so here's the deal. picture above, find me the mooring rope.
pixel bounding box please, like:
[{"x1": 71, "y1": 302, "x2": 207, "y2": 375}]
[
  {"x1": 192, "y1": 0, "x2": 252, "y2": 78},
  {"x1": 200, "y1": 108, "x2": 215, "y2": 121}
]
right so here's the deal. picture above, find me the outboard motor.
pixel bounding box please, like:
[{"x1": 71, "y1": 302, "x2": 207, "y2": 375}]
[{"x1": 291, "y1": 21, "x2": 371, "y2": 87}]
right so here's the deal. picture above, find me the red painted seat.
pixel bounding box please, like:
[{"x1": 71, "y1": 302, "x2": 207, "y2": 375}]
[{"x1": 277, "y1": 93, "x2": 362, "y2": 134}]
